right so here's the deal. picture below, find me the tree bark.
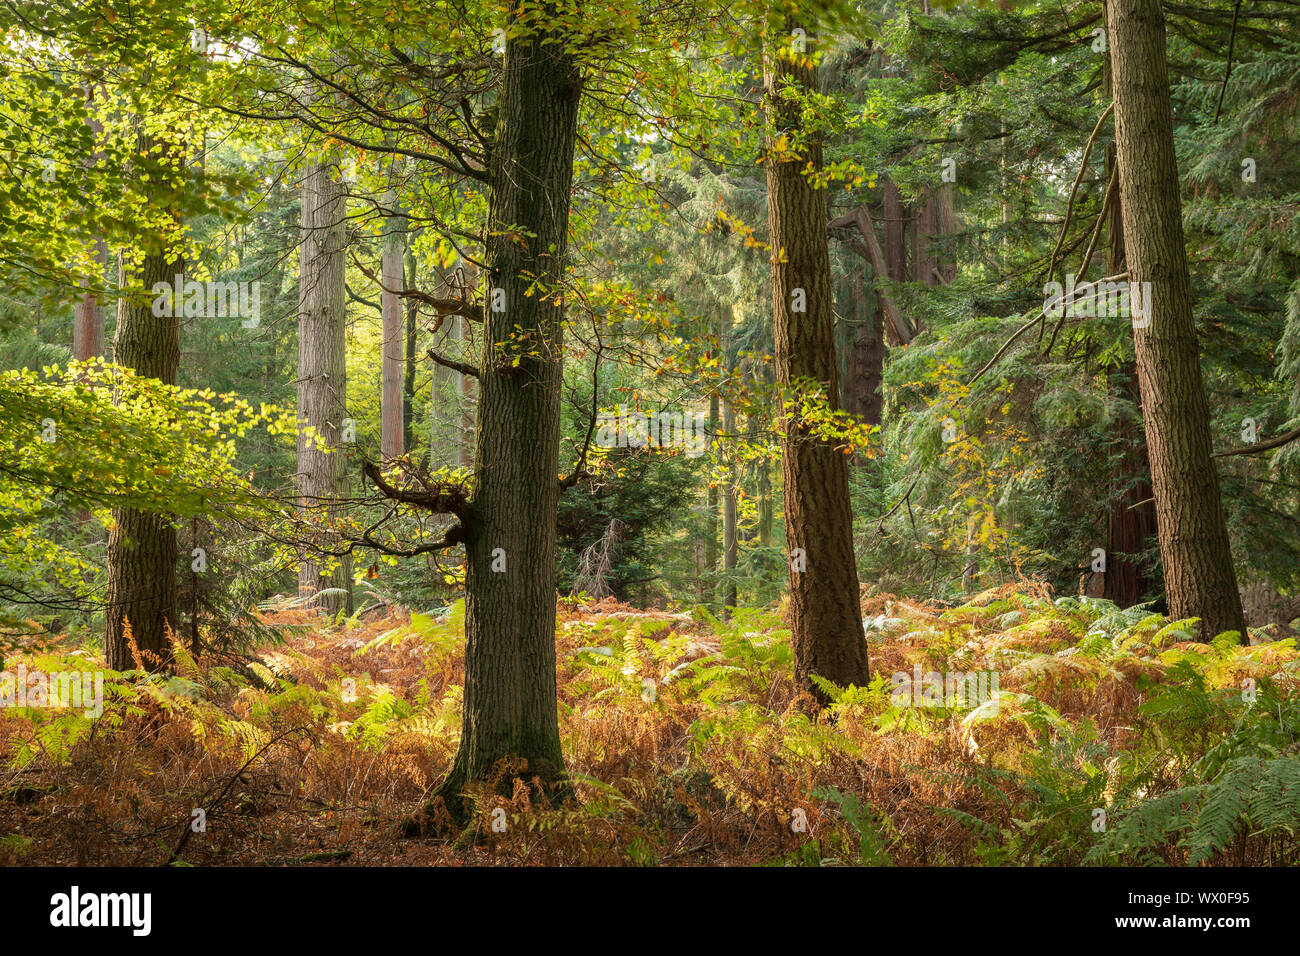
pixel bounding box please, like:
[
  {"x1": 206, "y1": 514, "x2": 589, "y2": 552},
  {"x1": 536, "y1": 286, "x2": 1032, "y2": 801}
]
[
  {"x1": 766, "y1": 20, "x2": 869, "y2": 703},
  {"x1": 296, "y1": 160, "x2": 353, "y2": 614},
  {"x1": 429, "y1": 11, "x2": 581, "y2": 815},
  {"x1": 1107, "y1": 0, "x2": 1244, "y2": 637}
]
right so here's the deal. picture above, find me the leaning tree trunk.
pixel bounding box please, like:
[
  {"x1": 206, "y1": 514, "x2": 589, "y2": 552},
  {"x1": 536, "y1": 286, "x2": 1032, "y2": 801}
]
[
  {"x1": 765, "y1": 19, "x2": 869, "y2": 703},
  {"x1": 105, "y1": 242, "x2": 181, "y2": 671},
  {"x1": 1107, "y1": 0, "x2": 1244, "y2": 637},
  {"x1": 296, "y1": 160, "x2": 353, "y2": 614},
  {"x1": 429, "y1": 13, "x2": 581, "y2": 817}
]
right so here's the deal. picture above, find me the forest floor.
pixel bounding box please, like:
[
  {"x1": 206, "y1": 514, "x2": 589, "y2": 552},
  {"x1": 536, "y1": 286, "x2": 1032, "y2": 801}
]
[{"x1": 2, "y1": 584, "x2": 1298, "y2": 866}]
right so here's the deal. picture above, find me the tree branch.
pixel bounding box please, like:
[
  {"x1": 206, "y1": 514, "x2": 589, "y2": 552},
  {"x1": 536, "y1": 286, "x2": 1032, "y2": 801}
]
[
  {"x1": 560, "y1": 323, "x2": 605, "y2": 491},
  {"x1": 352, "y1": 254, "x2": 484, "y2": 324},
  {"x1": 1216, "y1": 424, "x2": 1300, "y2": 458},
  {"x1": 362, "y1": 459, "x2": 472, "y2": 520}
]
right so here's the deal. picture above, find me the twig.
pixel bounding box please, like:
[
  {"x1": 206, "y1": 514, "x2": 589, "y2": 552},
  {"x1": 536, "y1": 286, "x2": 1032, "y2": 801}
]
[
  {"x1": 560, "y1": 321, "x2": 604, "y2": 491},
  {"x1": 877, "y1": 477, "x2": 920, "y2": 534},
  {"x1": 1214, "y1": 0, "x2": 1243, "y2": 124},
  {"x1": 1045, "y1": 103, "x2": 1114, "y2": 286},
  {"x1": 169, "y1": 726, "x2": 310, "y2": 864},
  {"x1": 970, "y1": 272, "x2": 1128, "y2": 387}
]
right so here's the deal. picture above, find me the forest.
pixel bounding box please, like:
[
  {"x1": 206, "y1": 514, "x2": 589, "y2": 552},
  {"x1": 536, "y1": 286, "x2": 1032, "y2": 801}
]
[{"x1": 0, "y1": 0, "x2": 1298, "y2": 881}]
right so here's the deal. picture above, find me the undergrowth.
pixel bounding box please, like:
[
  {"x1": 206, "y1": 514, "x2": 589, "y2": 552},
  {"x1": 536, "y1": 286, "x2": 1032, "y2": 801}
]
[{"x1": 1, "y1": 583, "x2": 1298, "y2": 866}]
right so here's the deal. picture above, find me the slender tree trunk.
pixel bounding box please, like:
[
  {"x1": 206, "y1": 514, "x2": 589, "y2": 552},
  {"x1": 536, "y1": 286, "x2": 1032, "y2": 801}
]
[
  {"x1": 843, "y1": 266, "x2": 884, "y2": 429},
  {"x1": 296, "y1": 160, "x2": 353, "y2": 614},
  {"x1": 1105, "y1": 366, "x2": 1158, "y2": 607},
  {"x1": 105, "y1": 193, "x2": 181, "y2": 671},
  {"x1": 430, "y1": 12, "x2": 581, "y2": 815},
  {"x1": 403, "y1": 246, "x2": 419, "y2": 454},
  {"x1": 756, "y1": 420, "x2": 774, "y2": 548},
  {"x1": 1101, "y1": 140, "x2": 1158, "y2": 607},
  {"x1": 381, "y1": 203, "x2": 405, "y2": 460},
  {"x1": 457, "y1": 261, "x2": 477, "y2": 469},
  {"x1": 706, "y1": 388, "x2": 720, "y2": 606},
  {"x1": 937, "y1": 184, "x2": 957, "y2": 283},
  {"x1": 75, "y1": 86, "x2": 107, "y2": 363},
  {"x1": 755, "y1": 360, "x2": 774, "y2": 549},
  {"x1": 719, "y1": 305, "x2": 738, "y2": 614},
  {"x1": 1107, "y1": 0, "x2": 1244, "y2": 637},
  {"x1": 74, "y1": 241, "x2": 107, "y2": 362},
  {"x1": 883, "y1": 178, "x2": 907, "y2": 284},
  {"x1": 721, "y1": 405, "x2": 738, "y2": 616},
  {"x1": 765, "y1": 19, "x2": 869, "y2": 703}
]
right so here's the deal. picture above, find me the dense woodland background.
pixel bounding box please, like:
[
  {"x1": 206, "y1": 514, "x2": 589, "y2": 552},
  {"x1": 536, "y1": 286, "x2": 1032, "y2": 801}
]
[{"x1": 1, "y1": 0, "x2": 1299, "y2": 867}]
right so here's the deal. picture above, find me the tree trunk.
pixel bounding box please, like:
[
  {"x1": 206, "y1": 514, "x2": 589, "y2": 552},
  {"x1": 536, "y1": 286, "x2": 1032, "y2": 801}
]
[
  {"x1": 765, "y1": 20, "x2": 869, "y2": 703},
  {"x1": 722, "y1": 392, "x2": 738, "y2": 615},
  {"x1": 296, "y1": 160, "x2": 353, "y2": 614},
  {"x1": 883, "y1": 178, "x2": 907, "y2": 283},
  {"x1": 1101, "y1": 141, "x2": 1158, "y2": 608},
  {"x1": 719, "y1": 305, "x2": 738, "y2": 614},
  {"x1": 1107, "y1": 0, "x2": 1244, "y2": 637},
  {"x1": 403, "y1": 245, "x2": 419, "y2": 454},
  {"x1": 105, "y1": 231, "x2": 181, "y2": 672},
  {"x1": 1105, "y1": 365, "x2": 1158, "y2": 607},
  {"x1": 74, "y1": 241, "x2": 107, "y2": 362},
  {"x1": 706, "y1": 388, "x2": 720, "y2": 606},
  {"x1": 74, "y1": 86, "x2": 107, "y2": 364},
  {"x1": 843, "y1": 266, "x2": 884, "y2": 429},
  {"x1": 430, "y1": 14, "x2": 581, "y2": 816},
  {"x1": 457, "y1": 261, "x2": 477, "y2": 469},
  {"x1": 381, "y1": 204, "x2": 405, "y2": 460},
  {"x1": 936, "y1": 183, "x2": 957, "y2": 283},
  {"x1": 914, "y1": 189, "x2": 939, "y2": 285}
]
